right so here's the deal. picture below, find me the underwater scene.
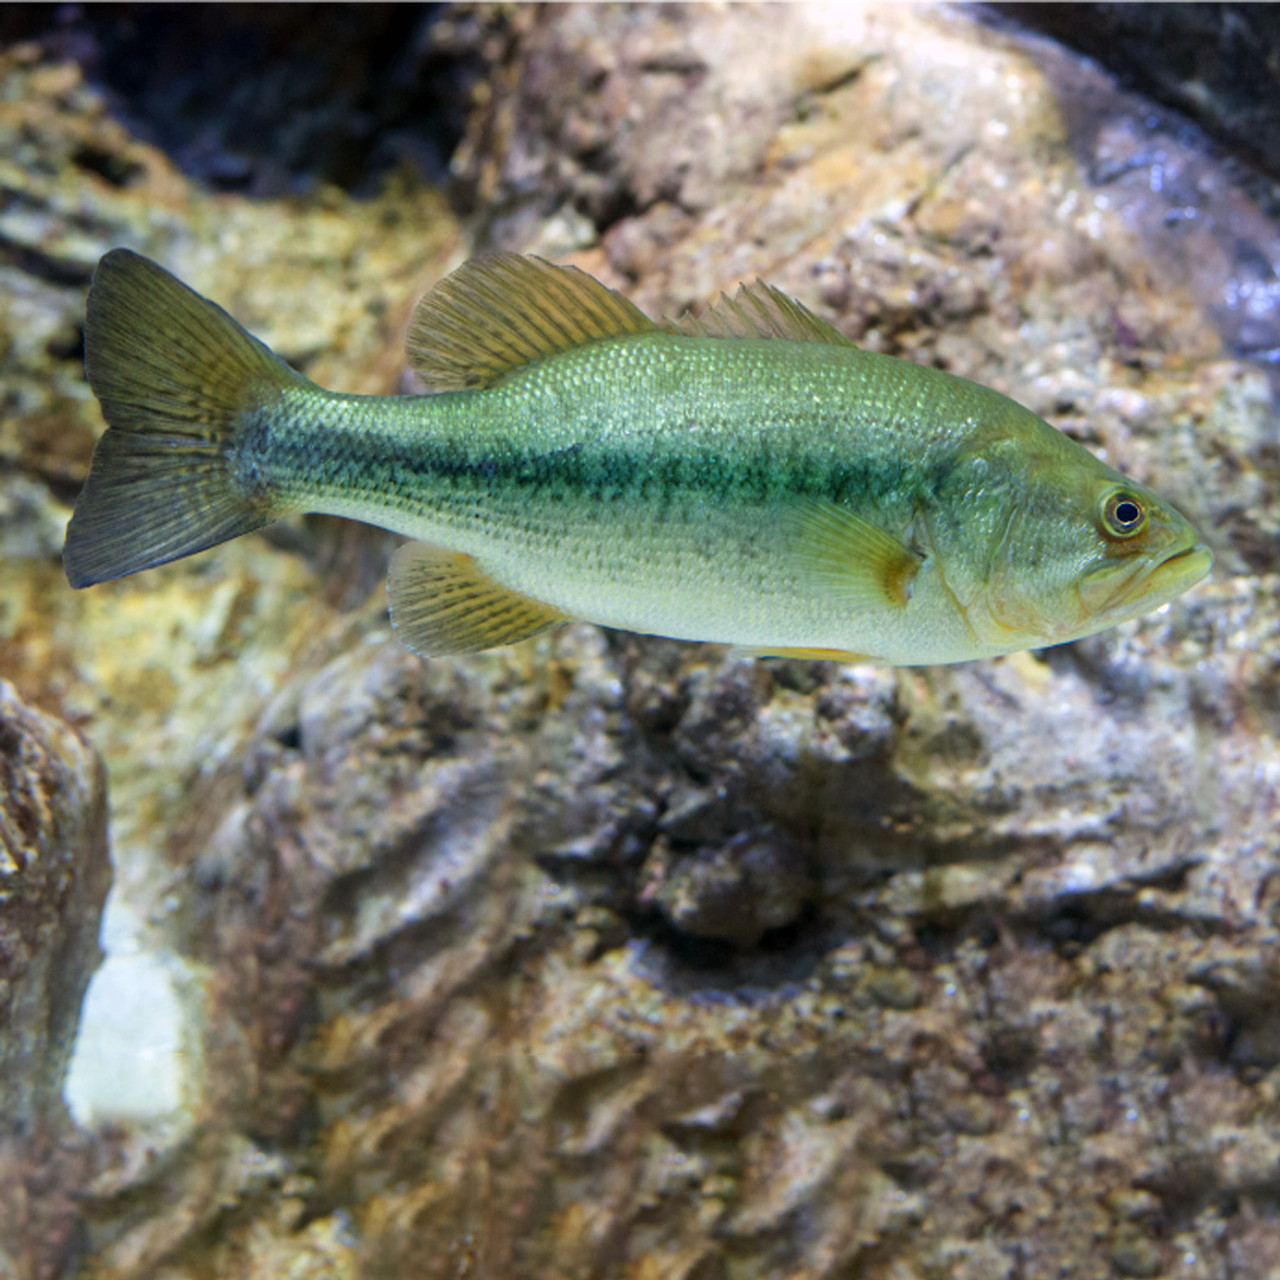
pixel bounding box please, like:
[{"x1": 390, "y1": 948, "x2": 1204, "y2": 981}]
[{"x1": 2, "y1": 4, "x2": 1280, "y2": 1277}]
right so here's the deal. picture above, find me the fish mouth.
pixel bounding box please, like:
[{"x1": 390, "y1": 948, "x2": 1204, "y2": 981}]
[
  {"x1": 1132, "y1": 542, "x2": 1214, "y2": 605},
  {"x1": 1086, "y1": 541, "x2": 1214, "y2": 621}
]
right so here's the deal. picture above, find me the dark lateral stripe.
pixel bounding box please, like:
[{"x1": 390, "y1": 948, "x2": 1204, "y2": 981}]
[{"x1": 259, "y1": 411, "x2": 925, "y2": 517}]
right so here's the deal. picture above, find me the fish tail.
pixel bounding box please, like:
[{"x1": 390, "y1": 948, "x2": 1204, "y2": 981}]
[{"x1": 64, "y1": 249, "x2": 304, "y2": 588}]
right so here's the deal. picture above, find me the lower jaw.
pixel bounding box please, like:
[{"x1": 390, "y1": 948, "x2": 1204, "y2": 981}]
[
  {"x1": 1132, "y1": 544, "x2": 1214, "y2": 606},
  {"x1": 1092, "y1": 544, "x2": 1214, "y2": 623}
]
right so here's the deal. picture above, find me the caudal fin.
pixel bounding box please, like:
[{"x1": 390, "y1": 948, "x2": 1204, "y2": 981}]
[{"x1": 64, "y1": 249, "x2": 304, "y2": 588}]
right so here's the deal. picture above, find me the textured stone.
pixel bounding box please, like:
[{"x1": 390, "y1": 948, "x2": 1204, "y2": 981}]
[
  {"x1": 997, "y1": 3, "x2": 1280, "y2": 192},
  {"x1": 0, "y1": 681, "x2": 110, "y2": 1280}
]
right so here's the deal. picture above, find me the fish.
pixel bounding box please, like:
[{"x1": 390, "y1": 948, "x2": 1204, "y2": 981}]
[{"x1": 63, "y1": 248, "x2": 1212, "y2": 665}]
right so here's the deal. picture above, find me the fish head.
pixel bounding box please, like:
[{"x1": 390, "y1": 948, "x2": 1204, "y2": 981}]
[{"x1": 947, "y1": 423, "x2": 1212, "y2": 654}]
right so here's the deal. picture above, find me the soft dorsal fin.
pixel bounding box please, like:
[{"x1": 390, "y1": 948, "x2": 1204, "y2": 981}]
[
  {"x1": 663, "y1": 280, "x2": 855, "y2": 346},
  {"x1": 407, "y1": 253, "x2": 657, "y2": 391}
]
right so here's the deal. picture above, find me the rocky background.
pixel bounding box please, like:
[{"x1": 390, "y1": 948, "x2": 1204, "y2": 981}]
[{"x1": 2, "y1": 5, "x2": 1279, "y2": 1278}]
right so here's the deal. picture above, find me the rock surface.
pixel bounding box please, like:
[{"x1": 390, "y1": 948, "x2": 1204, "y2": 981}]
[
  {"x1": 0, "y1": 681, "x2": 110, "y2": 1280},
  {"x1": 2, "y1": 4, "x2": 1280, "y2": 1278},
  {"x1": 996, "y1": 3, "x2": 1280, "y2": 194}
]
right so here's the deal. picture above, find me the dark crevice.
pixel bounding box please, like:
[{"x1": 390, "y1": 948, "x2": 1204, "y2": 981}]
[
  {"x1": 0, "y1": 239, "x2": 96, "y2": 287},
  {"x1": 620, "y1": 898, "x2": 838, "y2": 1001},
  {"x1": 70, "y1": 141, "x2": 143, "y2": 188},
  {"x1": 0, "y1": 4, "x2": 476, "y2": 198}
]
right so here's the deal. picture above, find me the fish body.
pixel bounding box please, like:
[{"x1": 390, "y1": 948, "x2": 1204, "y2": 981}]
[{"x1": 64, "y1": 250, "x2": 1211, "y2": 664}]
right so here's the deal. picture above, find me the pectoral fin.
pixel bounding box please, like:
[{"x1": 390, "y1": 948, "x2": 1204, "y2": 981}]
[
  {"x1": 388, "y1": 542, "x2": 568, "y2": 657},
  {"x1": 787, "y1": 498, "x2": 922, "y2": 609}
]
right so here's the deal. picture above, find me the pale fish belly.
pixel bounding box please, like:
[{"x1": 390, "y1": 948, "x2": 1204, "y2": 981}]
[{"x1": 401, "y1": 491, "x2": 994, "y2": 665}]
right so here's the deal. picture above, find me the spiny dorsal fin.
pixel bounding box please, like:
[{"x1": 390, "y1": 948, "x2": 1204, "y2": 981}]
[
  {"x1": 407, "y1": 253, "x2": 657, "y2": 391},
  {"x1": 388, "y1": 541, "x2": 568, "y2": 656},
  {"x1": 664, "y1": 280, "x2": 855, "y2": 346}
]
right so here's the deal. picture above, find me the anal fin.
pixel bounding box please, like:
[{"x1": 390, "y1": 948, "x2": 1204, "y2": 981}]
[{"x1": 388, "y1": 542, "x2": 568, "y2": 657}]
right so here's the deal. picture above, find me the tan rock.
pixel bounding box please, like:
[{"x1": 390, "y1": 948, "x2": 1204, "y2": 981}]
[{"x1": 0, "y1": 682, "x2": 110, "y2": 1280}]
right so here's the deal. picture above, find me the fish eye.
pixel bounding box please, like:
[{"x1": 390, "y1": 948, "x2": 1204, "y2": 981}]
[{"x1": 1101, "y1": 490, "x2": 1147, "y2": 539}]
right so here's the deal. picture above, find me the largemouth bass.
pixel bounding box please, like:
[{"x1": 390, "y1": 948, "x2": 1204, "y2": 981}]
[{"x1": 64, "y1": 250, "x2": 1211, "y2": 664}]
